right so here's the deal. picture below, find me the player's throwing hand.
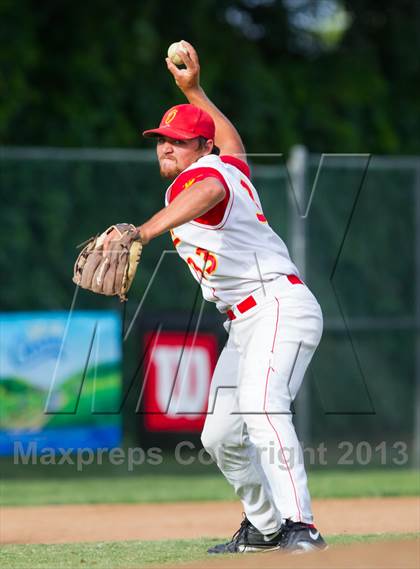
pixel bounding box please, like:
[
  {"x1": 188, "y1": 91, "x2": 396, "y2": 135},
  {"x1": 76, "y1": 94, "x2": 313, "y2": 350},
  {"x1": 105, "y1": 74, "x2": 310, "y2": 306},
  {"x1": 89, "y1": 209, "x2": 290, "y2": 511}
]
[{"x1": 165, "y1": 40, "x2": 201, "y2": 93}]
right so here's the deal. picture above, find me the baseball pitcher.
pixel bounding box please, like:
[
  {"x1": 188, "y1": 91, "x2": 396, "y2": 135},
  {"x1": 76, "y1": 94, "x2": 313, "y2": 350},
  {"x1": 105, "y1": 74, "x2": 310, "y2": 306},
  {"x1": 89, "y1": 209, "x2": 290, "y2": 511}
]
[{"x1": 73, "y1": 40, "x2": 326, "y2": 554}]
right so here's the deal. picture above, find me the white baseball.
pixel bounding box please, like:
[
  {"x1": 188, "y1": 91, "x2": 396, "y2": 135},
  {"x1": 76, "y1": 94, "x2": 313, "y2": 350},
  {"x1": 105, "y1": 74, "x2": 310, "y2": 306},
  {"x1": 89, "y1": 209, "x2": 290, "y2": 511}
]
[{"x1": 167, "y1": 41, "x2": 188, "y2": 66}]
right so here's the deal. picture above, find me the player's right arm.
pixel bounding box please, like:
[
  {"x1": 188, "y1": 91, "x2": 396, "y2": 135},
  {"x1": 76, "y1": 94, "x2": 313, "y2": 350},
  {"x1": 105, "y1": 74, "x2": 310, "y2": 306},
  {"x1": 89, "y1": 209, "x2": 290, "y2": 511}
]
[{"x1": 166, "y1": 40, "x2": 247, "y2": 161}]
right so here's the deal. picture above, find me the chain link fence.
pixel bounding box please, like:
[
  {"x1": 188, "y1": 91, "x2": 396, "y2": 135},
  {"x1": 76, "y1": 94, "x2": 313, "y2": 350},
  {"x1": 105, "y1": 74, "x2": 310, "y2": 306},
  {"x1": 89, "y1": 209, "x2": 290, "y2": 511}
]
[{"x1": 1, "y1": 146, "x2": 418, "y2": 466}]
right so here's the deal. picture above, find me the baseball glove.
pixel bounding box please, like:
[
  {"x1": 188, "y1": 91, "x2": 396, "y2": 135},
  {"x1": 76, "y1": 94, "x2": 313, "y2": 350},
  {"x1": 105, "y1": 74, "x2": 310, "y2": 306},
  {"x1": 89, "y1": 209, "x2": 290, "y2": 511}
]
[{"x1": 72, "y1": 223, "x2": 143, "y2": 302}]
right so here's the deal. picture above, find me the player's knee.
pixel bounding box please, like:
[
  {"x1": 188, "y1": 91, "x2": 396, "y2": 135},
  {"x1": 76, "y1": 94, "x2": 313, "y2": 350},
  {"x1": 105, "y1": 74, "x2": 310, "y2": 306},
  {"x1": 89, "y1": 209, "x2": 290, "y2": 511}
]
[
  {"x1": 201, "y1": 429, "x2": 247, "y2": 472},
  {"x1": 200, "y1": 426, "x2": 222, "y2": 454},
  {"x1": 201, "y1": 425, "x2": 239, "y2": 456}
]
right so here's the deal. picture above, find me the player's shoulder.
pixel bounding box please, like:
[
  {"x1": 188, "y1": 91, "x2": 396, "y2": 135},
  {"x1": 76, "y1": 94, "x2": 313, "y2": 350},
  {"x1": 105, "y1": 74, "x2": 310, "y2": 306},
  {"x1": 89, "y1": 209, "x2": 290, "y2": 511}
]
[
  {"x1": 220, "y1": 155, "x2": 251, "y2": 179},
  {"x1": 167, "y1": 157, "x2": 226, "y2": 203},
  {"x1": 193, "y1": 154, "x2": 251, "y2": 179}
]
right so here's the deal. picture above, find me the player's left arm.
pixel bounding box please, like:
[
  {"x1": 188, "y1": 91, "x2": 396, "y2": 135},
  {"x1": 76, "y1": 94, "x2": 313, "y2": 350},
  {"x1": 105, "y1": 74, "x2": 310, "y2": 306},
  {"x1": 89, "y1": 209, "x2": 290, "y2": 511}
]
[{"x1": 136, "y1": 177, "x2": 225, "y2": 244}]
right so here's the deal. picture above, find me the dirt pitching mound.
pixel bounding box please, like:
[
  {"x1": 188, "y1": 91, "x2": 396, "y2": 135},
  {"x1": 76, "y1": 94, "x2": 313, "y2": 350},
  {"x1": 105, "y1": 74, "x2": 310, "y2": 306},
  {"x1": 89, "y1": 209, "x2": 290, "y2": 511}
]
[{"x1": 2, "y1": 497, "x2": 418, "y2": 545}]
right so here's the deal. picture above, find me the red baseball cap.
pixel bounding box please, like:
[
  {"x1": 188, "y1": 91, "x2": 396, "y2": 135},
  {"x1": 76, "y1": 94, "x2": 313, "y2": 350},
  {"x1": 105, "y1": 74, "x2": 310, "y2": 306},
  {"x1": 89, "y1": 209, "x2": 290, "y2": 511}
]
[{"x1": 142, "y1": 104, "x2": 215, "y2": 140}]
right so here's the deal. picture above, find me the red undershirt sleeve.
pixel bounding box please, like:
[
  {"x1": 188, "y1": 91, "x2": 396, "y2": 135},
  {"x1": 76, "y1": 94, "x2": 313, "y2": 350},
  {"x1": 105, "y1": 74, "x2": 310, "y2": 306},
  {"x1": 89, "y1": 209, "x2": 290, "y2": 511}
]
[
  {"x1": 168, "y1": 167, "x2": 231, "y2": 227},
  {"x1": 220, "y1": 155, "x2": 251, "y2": 179}
]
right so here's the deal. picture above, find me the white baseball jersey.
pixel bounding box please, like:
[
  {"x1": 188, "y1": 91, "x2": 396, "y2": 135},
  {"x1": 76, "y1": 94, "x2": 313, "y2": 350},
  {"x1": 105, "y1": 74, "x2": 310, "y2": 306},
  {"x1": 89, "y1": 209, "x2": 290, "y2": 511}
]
[{"x1": 165, "y1": 154, "x2": 299, "y2": 312}]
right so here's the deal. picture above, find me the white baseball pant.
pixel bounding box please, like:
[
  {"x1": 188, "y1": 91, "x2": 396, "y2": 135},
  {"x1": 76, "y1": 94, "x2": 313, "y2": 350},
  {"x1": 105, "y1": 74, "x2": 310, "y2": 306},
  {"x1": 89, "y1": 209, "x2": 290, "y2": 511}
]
[{"x1": 201, "y1": 275, "x2": 323, "y2": 534}]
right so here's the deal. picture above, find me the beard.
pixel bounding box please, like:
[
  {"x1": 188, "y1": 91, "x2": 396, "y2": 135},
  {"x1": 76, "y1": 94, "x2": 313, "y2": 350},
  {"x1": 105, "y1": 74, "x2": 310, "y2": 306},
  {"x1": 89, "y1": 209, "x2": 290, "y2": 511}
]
[{"x1": 159, "y1": 158, "x2": 181, "y2": 180}]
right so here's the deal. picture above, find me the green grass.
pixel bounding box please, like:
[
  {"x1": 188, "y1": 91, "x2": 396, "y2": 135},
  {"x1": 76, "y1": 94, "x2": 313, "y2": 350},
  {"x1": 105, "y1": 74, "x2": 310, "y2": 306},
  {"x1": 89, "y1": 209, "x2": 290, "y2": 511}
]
[
  {"x1": 0, "y1": 475, "x2": 235, "y2": 506},
  {"x1": 0, "y1": 533, "x2": 418, "y2": 569},
  {"x1": 1, "y1": 468, "x2": 418, "y2": 507},
  {"x1": 308, "y1": 468, "x2": 419, "y2": 498}
]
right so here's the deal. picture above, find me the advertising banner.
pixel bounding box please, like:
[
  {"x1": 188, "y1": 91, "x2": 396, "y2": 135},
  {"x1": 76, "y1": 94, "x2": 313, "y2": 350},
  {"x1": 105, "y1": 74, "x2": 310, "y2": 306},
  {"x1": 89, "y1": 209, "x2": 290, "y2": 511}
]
[
  {"x1": 0, "y1": 311, "x2": 122, "y2": 455},
  {"x1": 143, "y1": 332, "x2": 217, "y2": 432}
]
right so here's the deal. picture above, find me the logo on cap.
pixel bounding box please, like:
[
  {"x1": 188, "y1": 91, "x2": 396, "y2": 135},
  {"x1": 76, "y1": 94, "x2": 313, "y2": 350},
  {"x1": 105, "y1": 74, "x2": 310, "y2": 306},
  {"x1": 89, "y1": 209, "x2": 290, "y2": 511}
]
[{"x1": 164, "y1": 109, "x2": 178, "y2": 125}]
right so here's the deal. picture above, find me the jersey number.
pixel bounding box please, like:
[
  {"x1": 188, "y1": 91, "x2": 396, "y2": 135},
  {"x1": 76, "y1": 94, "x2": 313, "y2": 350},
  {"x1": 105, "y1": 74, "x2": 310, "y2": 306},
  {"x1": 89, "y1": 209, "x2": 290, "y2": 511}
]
[
  {"x1": 240, "y1": 179, "x2": 267, "y2": 223},
  {"x1": 170, "y1": 229, "x2": 181, "y2": 247},
  {"x1": 187, "y1": 247, "x2": 218, "y2": 279}
]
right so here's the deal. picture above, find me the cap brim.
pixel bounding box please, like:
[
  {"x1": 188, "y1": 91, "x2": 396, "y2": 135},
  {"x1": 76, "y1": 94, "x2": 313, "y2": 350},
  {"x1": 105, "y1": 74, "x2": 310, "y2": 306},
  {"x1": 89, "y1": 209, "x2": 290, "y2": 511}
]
[{"x1": 142, "y1": 126, "x2": 198, "y2": 140}]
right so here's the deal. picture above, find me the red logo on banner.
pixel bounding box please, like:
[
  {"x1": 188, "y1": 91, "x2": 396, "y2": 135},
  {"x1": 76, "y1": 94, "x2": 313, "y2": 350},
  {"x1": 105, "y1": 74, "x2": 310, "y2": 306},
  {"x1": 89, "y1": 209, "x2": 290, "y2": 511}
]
[{"x1": 143, "y1": 332, "x2": 217, "y2": 432}]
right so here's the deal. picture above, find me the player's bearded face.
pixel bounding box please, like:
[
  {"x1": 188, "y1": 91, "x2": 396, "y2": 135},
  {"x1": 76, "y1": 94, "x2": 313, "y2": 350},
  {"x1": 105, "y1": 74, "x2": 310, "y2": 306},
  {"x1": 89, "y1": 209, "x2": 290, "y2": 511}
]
[{"x1": 156, "y1": 137, "x2": 208, "y2": 179}]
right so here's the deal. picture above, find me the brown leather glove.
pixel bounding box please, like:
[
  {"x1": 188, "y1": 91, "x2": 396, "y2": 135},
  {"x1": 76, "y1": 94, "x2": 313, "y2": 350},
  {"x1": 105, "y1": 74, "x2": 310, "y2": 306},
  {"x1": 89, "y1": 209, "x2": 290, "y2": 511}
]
[{"x1": 73, "y1": 223, "x2": 143, "y2": 301}]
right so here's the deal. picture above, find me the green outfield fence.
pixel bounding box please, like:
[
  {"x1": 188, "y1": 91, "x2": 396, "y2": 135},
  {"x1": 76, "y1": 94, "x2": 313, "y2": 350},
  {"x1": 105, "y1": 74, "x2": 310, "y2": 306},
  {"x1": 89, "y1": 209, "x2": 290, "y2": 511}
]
[{"x1": 1, "y1": 146, "x2": 419, "y2": 468}]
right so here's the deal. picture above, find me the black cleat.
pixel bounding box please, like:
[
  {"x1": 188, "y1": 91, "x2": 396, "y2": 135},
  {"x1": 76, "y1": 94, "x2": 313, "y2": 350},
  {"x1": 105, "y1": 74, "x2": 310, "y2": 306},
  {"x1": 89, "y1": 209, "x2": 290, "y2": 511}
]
[
  {"x1": 207, "y1": 516, "x2": 282, "y2": 554},
  {"x1": 278, "y1": 519, "x2": 328, "y2": 553}
]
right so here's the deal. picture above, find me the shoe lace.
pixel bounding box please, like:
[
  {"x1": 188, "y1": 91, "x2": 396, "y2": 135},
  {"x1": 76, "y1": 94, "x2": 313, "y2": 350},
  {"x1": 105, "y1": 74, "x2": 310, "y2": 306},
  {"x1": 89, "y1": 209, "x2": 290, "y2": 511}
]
[
  {"x1": 231, "y1": 514, "x2": 251, "y2": 546},
  {"x1": 278, "y1": 519, "x2": 300, "y2": 546}
]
